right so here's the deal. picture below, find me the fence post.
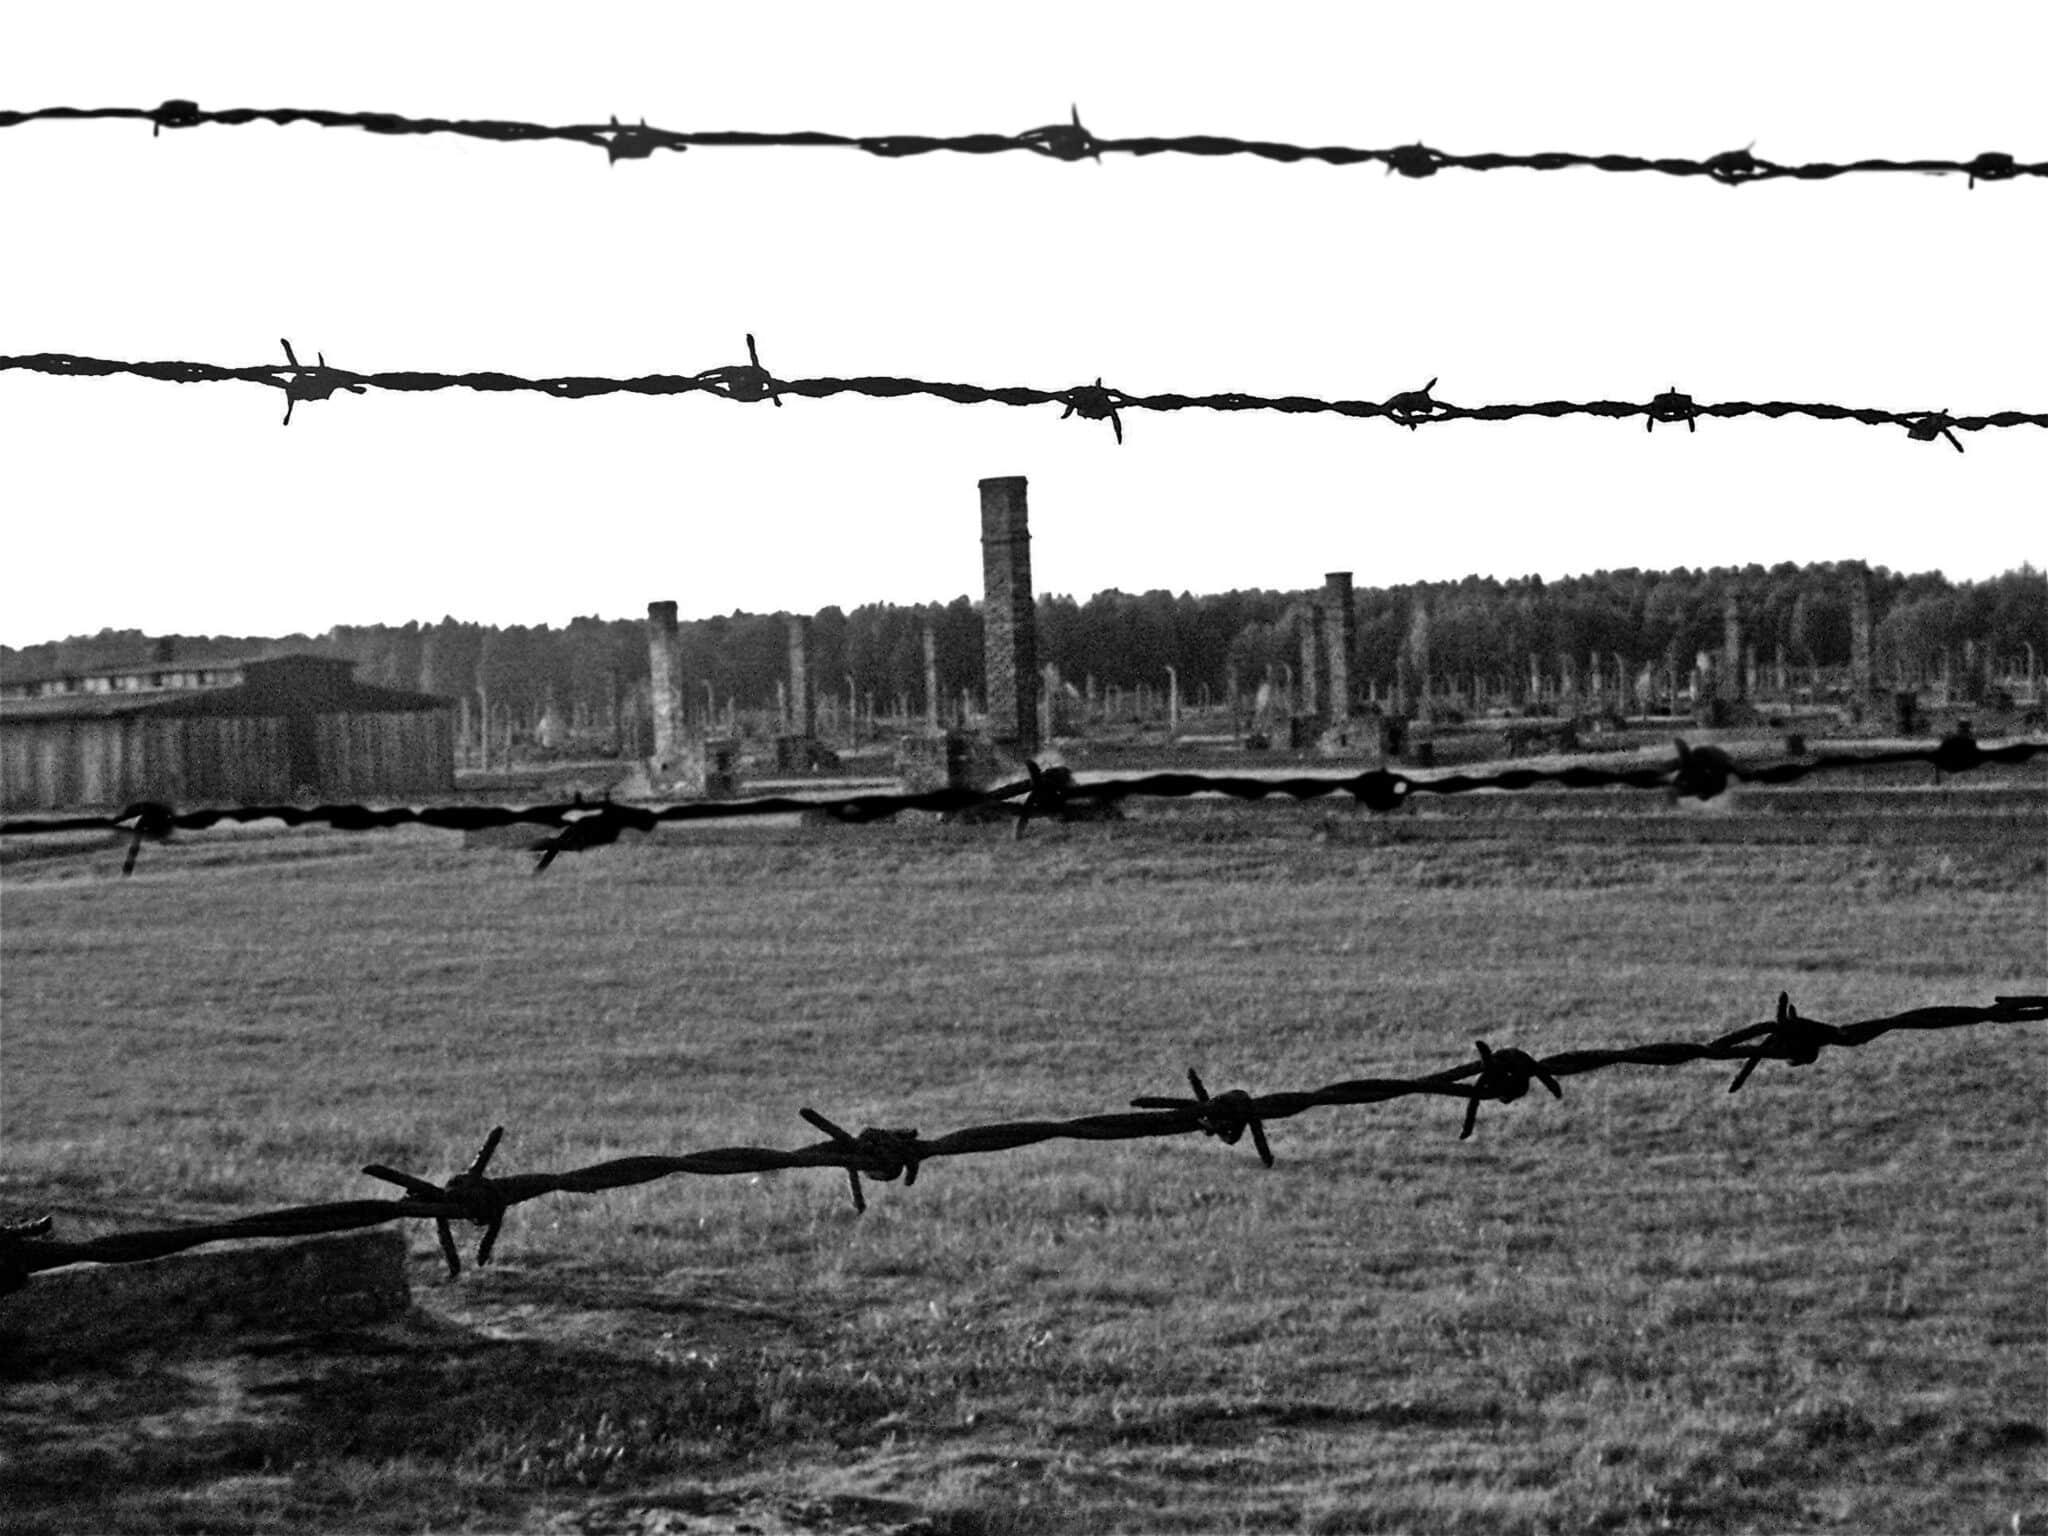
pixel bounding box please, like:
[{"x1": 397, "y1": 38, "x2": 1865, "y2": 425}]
[{"x1": 1851, "y1": 577, "x2": 1875, "y2": 716}]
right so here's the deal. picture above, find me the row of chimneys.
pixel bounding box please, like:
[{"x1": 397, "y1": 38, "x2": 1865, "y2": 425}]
[{"x1": 645, "y1": 475, "x2": 1365, "y2": 761}]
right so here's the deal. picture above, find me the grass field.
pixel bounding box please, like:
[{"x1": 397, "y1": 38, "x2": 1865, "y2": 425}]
[{"x1": 2, "y1": 790, "x2": 2045, "y2": 1534}]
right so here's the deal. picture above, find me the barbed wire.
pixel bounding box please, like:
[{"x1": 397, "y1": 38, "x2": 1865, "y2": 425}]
[
  {"x1": 3, "y1": 992, "x2": 2039, "y2": 1292},
  {"x1": 2, "y1": 102, "x2": 2040, "y2": 188},
  {"x1": 3, "y1": 735, "x2": 2040, "y2": 875},
  {"x1": 3, "y1": 346, "x2": 2042, "y2": 448}
]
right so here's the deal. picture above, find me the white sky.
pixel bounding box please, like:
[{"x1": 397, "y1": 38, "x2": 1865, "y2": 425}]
[{"x1": 2, "y1": 1, "x2": 2042, "y2": 646}]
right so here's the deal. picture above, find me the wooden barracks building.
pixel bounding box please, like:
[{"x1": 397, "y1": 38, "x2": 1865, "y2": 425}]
[{"x1": 0, "y1": 653, "x2": 457, "y2": 812}]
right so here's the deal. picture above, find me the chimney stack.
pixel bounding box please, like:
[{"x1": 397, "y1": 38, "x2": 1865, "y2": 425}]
[{"x1": 980, "y1": 476, "x2": 1039, "y2": 755}]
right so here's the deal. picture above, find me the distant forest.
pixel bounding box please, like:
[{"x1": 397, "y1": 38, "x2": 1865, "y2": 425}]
[{"x1": 6, "y1": 563, "x2": 2043, "y2": 745}]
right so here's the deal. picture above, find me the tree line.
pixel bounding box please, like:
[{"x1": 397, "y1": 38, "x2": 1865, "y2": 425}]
[{"x1": 5, "y1": 562, "x2": 2041, "y2": 744}]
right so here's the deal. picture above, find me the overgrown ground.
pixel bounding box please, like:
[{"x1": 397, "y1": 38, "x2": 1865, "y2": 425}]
[{"x1": 1, "y1": 791, "x2": 2044, "y2": 1534}]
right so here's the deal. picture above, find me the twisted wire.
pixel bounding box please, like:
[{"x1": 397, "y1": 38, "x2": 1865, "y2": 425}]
[
  {"x1": 2, "y1": 348, "x2": 2040, "y2": 448},
  {"x1": 3, "y1": 736, "x2": 2040, "y2": 875},
  {"x1": 1, "y1": 102, "x2": 2038, "y2": 188},
  {"x1": 5, "y1": 993, "x2": 2039, "y2": 1289}
]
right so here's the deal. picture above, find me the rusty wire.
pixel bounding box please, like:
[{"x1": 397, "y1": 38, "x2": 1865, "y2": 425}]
[
  {"x1": 2, "y1": 102, "x2": 2040, "y2": 188},
  {"x1": 4, "y1": 345, "x2": 2041, "y2": 448},
  {"x1": 3, "y1": 734, "x2": 2041, "y2": 875},
  {"x1": 3, "y1": 993, "x2": 2040, "y2": 1290}
]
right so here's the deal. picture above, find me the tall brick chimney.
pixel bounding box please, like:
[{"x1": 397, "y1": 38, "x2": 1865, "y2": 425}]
[{"x1": 980, "y1": 476, "x2": 1039, "y2": 755}]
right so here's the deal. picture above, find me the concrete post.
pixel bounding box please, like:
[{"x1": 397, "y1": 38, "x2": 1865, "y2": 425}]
[
  {"x1": 923, "y1": 626, "x2": 941, "y2": 730},
  {"x1": 1850, "y1": 577, "x2": 1875, "y2": 710},
  {"x1": 1723, "y1": 595, "x2": 1744, "y2": 701},
  {"x1": 1166, "y1": 665, "x2": 1180, "y2": 737},
  {"x1": 647, "y1": 600, "x2": 684, "y2": 766},
  {"x1": 1408, "y1": 597, "x2": 1433, "y2": 727},
  {"x1": 979, "y1": 475, "x2": 1039, "y2": 756},
  {"x1": 1299, "y1": 608, "x2": 1323, "y2": 722}
]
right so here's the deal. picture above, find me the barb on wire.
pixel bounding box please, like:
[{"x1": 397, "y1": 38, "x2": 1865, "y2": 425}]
[
  {"x1": 276, "y1": 339, "x2": 366, "y2": 425},
  {"x1": 115, "y1": 800, "x2": 175, "y2": 876},
  {"x1": 364, "y1": 1125, "x2": 511, "y2": 1276},
  {"x1": 1646, "y1": 385, "x2": 1699, "y2": 434},
  {"x1": 6, "y1": 995, "x2": 2041, "y2": 1289},
  {"x1": 1384, "y1": 378, "x2": 1443, "y2": 430},
  {"x1": 1908, "y1": 409, "x2": 1965, "y2": 453},
  {"x1": 1014, "y1": 761, "x2": 1073, "y2": 840},
  {"x1": 3, "y1": 103, "x2": 2040, "y2": 188},
  {"x1": 530, "y1": 800, "x2": 650, "y2": 874},
  {"x1": 1132, "y1": 1069, "x2": 1274, "y2": 1166},
  {"x1": 4, "y1": 350, "x2": 2043, "y2": 447},
  {"x1": 1669, "y1": 739, "x2": 1740, "y2": 801},
  {"x1": 799, "y1": 1109, "x2": 926, "y2": 1214},
  {"x1": 603, "y1": 115, "x2": 661, "y2": 165},
  {"x1": 5, "y1": 738, "x2": 2045, "y2": 859},
  {"x1": 1723, "y1": 992, "x2": 1833, "y2": 1093},
  {"x1": 1461, "y1": 1040, "x2": 1564, "y2": 1139},
  {"x1": 693, "y1": 333, "x2": 781, "y2": 407}
]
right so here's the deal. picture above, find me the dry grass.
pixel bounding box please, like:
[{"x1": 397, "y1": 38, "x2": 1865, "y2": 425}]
[{"x1": 1, "y1": 801, "x2": 2044, "y2": 1534}]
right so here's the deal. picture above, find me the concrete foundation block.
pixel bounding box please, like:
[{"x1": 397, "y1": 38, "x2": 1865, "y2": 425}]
[{"x1": 0, "y1": 1228, "x2": 411, "y2": 1364}]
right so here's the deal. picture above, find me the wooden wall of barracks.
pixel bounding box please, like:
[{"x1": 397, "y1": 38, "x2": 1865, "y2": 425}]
[{"x1": 1, "y1": 708, "x2": 456, "y2": 811}]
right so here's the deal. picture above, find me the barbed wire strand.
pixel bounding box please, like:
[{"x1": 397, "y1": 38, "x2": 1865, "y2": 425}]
[
  {"x1": 4, "y1": 736, "x2": 2042, "y2": 876},
  {"x1": 3, "y1": 993, "x2": 2040, "y2": 1292},
  {"x1": 3, "y1": 347, "x2": 2039, "y2": 449},
  {"x1": 1, "y1": 102, "x2": 2039, "y2": 188}
]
